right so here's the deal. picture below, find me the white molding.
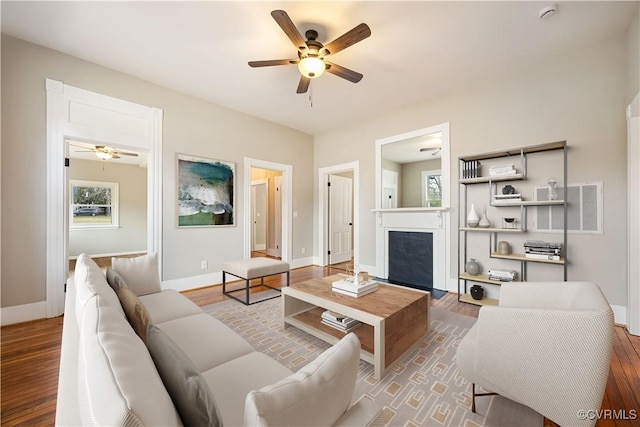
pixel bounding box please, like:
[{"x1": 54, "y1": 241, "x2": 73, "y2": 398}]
[
  {"x1": 1, "y1": 301, "x2": 48, "y2": 326},
  {"x1": 46, "y1": 79, "x2": 163, "y2": 318},
  {"x1": 290, "y1": 256, "x2": 314, "y2": 270},
  {"x1": 243, "y1": 158, "x2": 293, "y2": 263},
  {"x1": 68, "y1": 250, "x2": 146, "y2": 261},
  {"x1": 627, "y1": 91, "x2": 640, "y2": 335},
  {"x1": 611, "y1": 304, "x2": 627, "y2": 326},
  {"x1": 162, "y1": 272, "x2": 223, "y2": 292}
]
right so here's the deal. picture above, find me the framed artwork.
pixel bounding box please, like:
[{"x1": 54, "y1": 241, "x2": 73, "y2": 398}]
[{"x1": 177, "y1": 154, "x2": 235, "y2": 227}]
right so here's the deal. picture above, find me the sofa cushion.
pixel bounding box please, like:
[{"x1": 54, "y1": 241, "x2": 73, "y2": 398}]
[
  {"x1": 118, "y1": 287, "x2": 152, "y2": 343},
  {"x1": 78, "y1": 297, "x2": 181, "y2": 426},
  {"x1": 74, "y1": 253, "x2": 124, "y2": 326},
  {"x1": 139, "y1": 290, "x2": 202, "y2": 324},
  {"x1": 157, "y1": 313, "x2": 254, "y2": 372},
  {"x1": 106, "y1": 267, "x2": 128, "y2": 293},
  {"x1": 112, "y1": 253, "x2": 162, "y2": 296},
  {"x1": 243, "y1": 332, "x2": 361, "y2": 427},
  {"x1": 202, "y1": 352, "x2": 294, "y2": 427},
  {"x1": 147, "y1": 324, "x2": 222, "y2": 427}
]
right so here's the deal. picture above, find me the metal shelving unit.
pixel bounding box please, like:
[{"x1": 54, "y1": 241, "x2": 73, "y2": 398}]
[{"x1": 457, "y1": 141, "x2": 568, "y2": 306}]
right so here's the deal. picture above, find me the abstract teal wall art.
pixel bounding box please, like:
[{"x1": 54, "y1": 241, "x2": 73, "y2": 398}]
[{"x1": 177, "y1": 154, "x2": 235, "y2": 227}]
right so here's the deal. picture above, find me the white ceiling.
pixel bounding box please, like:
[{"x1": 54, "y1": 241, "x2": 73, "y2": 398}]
[{"x1": 2, "y1": 1, "x2": 637, "y2": 136}]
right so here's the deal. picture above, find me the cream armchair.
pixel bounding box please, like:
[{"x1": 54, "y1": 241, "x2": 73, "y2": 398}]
[{"x1": 455, "y1": 281, "x2": 615, "y2": 427}]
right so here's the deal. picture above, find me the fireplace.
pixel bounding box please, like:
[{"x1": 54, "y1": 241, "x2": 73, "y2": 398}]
[{"x1": 388, "y1": 231, "x2": 433, "y2": 291}]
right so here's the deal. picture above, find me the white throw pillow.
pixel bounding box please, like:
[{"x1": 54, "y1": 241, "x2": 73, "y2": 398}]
[
  {"x1": 244, "y1": 332, "x2": 360, "y2": 426},
  {"x1": 112, "y1": 253, "x2": 162, "y2": 296}
]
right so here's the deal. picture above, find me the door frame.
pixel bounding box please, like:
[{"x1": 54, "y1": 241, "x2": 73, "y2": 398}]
[
  {"x1": 317, "y1": 161, "x2": 359, "y2": 267},
  {"x1": 251, "y1": 179, "x2": 268, "y2": 252},
  {"x1": 243, "y1": 158, "x2": 292, "y2": 262},
  {"x1": 46, "y1": 79, "x2": 162, "y2": 317}
]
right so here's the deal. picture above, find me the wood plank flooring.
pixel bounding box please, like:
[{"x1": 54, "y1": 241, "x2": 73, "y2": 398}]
[{"x1": 2, "y1": 264, "x2": 638, "y2": 427}]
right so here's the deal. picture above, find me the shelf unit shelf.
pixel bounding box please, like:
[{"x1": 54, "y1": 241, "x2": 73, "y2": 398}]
[
  {"x1": 491, "y1": 199, "x2": 565, "y2": 207},
  {"x1": 460, "y1": 227, "x2": 523, "y2": 233},
  {"x1": 458, "y1": 140, "x2": 568, "y2": 306},
  {"x1": 459, "y1": 293, "x2": 499, "y2": 306},
  {"x1": 490, "y1": 253, "x2": 565, "y2": 265}
]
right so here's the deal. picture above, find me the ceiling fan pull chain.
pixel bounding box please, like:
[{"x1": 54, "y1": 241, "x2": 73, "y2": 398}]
[{"x1": 309, "y1": 84, "x2": 313, "y2": 108}]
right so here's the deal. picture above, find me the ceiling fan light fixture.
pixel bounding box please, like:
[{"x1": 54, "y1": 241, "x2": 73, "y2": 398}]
[
  {"x1": 298, "y1": 56, "x2": 326, "y2": 79},
  {"x1": 95, "y1": 151, "x2": 112, "y2": 160}
]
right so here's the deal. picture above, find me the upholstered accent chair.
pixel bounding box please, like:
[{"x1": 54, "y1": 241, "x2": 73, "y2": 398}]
[{"x1": 456, "y1": 281, "x2": 615, "y2": 427}]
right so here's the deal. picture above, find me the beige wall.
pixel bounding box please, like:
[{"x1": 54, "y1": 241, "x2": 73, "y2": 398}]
[
  {"x1": 627, "y1": 6, "x2": 640, "y2": 103},
  {"x1": 1, "y1": 35, "x2": 314, "y2": 307},
  {"x1": 314, "y1": 34, "x2": 630, "y2": 306},
  {"x1": 68, "y1": 159, "x2": 147, "y2": 257}
]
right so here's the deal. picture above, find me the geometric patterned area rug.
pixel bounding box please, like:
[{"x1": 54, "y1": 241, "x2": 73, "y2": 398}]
[{"x1": 203, "y1": 298, "x2": 542, "y2": 427}]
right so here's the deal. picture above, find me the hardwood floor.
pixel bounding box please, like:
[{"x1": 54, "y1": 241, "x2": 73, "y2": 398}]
[{"x1": 1, "y1": 265, "x2": 638, "y2": 426}]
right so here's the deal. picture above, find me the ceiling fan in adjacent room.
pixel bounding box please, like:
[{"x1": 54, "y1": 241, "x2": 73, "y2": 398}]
[
  {"x1": 419, "y1": 146, "x2": 442, "y2": 156},
  {"x1": 71, "y1": 143, "x2": 139, "y2": 160},
  {"x1": 248, "y1": 10, "x2": 371, "y2": 94}
]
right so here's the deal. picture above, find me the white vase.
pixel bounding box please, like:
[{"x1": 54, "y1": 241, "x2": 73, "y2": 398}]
[
  {"x1": 467, "y1": 203, "x2": 479, "y2": 227},
  {"x1": 547, "y1": 179, "x2": 558, "y2": 200},
  {"x1": 479, "y1": 209, "x2": 491, "y2": 228}
]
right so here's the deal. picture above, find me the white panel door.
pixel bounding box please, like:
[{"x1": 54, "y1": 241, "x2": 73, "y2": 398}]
[
  {"x1": 329, "y1": 175, "x2": 353, "y2": 264},
  {"x1": 251, "y1": 181, "x2": 267, "y2": 251}
]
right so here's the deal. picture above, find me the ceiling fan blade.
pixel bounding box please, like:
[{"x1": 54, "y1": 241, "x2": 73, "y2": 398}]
[
  {"x1": 248, "y1": 59, "x2": 298, "y2": 68},
  {"x1": 296, "y1": 76, "x2": 311, "y2": 94},
  {"x1": 111, "y1": 154, "x2": 121, "y2": 159},
  {"x1": 271, "y1": 10, "x2": 307, "y2": 51},
  {"x1": 114, "y1": 151, "x2": 139, "y2": 157},
  {"x1": 325, "y1": 62, "x2": 363, "y2": 83},
  {"x1": 321, "y1": 23, "x2": 371, "y2": 56}
]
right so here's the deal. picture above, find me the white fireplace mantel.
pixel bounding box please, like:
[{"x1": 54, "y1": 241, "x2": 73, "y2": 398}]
[{"x1": 374, "y1": 209, "x2": 451, "y2": 291}]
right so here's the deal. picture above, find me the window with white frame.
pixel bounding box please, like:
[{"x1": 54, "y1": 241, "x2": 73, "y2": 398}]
[
  {"x1": 534, "y1": 182, "x2": 602, "y2": 234},
  {"x1": 422, "y1": 169, "x2": 442, "y2": 207},
  {"x1": 70, "y1": 180, "x2": 119, "y2": 229}
]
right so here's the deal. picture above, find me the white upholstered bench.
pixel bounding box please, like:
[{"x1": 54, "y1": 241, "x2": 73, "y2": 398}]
[{"x1": 222, "y1": 258, "x2": 290, "y2": 305}]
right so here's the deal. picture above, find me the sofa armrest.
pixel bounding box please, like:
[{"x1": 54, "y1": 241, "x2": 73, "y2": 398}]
[
  {"x1": 333, "y1": 397, "x2": 385, "y2": 427},
  {"x1": 499, "y1": 281, "x2": 606, "y2": 310},
  {"x1": 244, "y1": 333, "x2": 361, "y2": 426},
  {"x1": 55, "y1": 278, "x2": 81, "y2": 426}
]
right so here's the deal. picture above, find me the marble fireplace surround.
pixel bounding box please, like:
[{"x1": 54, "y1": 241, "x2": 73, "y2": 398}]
[{"x1": 374, "y1": 209, "x2": 450, "y2": 291}]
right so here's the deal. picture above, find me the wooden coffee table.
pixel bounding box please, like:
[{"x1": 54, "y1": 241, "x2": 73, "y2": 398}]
[{"x1": 282, "y1": 274, "x2": 430, "y2": 379}]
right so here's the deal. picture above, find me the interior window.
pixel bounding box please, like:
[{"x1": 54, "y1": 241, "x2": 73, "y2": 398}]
[{"x1": 70, "y1": 180, "x2": 119, "y2": 229}]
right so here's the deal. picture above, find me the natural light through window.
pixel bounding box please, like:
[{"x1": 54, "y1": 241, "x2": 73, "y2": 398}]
[
  {"x1": 422, "y1": 170, "x2": 442, "y2": 207},
  {"x1": 70, "y1": 180, "x2": 119, "y2": 229}
]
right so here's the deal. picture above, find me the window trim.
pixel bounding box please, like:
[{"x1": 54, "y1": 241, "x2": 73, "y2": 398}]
[
  {"x1": 421, "y1": 169, "x2": 442, "y2": 208},
  {"x1": 70, "y1": 179, "x2": 119, "y2": 230}
]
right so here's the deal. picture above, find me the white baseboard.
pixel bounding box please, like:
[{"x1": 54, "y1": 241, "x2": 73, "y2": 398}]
[
  {"x1": 162, "y1": 271, "x2": 223, "y2": 292},
  {"x1": 68, "y1": 250, "x2": 146, "y2": 260},
  {"x1": 266, "y1": 248, "x2": 280, "y2": 257},
  {"x1": 611, "y1": 304, "x2": 627, "y2": 326},
  {"x1": 253, "y1": 244, "x2": 266, "y2": 251},
  {"x1": 290, "y1": 256, "x2": 314, "y2": 269},
  {"x1": 1, "y1": 301, "x2": 48, "y2": 326}
]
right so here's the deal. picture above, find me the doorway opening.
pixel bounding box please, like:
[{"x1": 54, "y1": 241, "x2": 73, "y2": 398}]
[
  {"x1": 250, "y1": 168, "x2": 283, "y2": 260},
  {"x1": 318, "y1": 161, "x2": 360, "y2": 269},
  {"x1": 243, "y1": 158, "x2": 292, "y2": 263}
]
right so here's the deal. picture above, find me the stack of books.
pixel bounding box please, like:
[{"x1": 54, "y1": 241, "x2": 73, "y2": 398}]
[
  {"x1": 332, "y1": 277, "x2": 379, "y2": 298},
  {"x1": 462, "y1": 160, "x2": 481, "y2": 179},
  {"x1": 488, "y1": 269, "x2": 518, "y2": 281},
  {"x1": 321, "y1": 311, "x2": 362, "y2": 333},
  {"x1": 524, "y1": 240, "x2": 562, "y2": 261},
  {"x1": 493, "y1": 193, "x2": 523, "y2": 204},
  {"x1": 489, "y1": 164, "x2": 517, "y2": 177}
]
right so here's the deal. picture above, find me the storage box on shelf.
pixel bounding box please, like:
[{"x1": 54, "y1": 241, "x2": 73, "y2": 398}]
[{"x1": 458, "y1": 141, "x2": 568, "y2": 306}]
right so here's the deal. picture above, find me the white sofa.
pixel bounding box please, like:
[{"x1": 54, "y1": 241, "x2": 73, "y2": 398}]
[
  {"x1": 56, "y1": 254, "x2": 383, "y2": 426},
  {"x1": 455, "y1": 281, "x2": 615, "y2": 427}
]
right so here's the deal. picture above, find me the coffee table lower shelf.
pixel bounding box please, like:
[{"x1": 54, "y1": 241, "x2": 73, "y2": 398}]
[{"x1": 285, "y1": 307, "x2": 376, "y2": 364}]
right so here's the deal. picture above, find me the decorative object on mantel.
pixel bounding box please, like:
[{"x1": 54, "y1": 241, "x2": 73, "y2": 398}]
[
  {"x1": 470, "y1": 285, "x2": 484, "y2": 300},
  {"x1": 465, "y1": 258, "x2": 481, "y2": 276},
  {"x1": 547, "y1": 178, "x2": 558, "y2": 200},
  {"x1": 502, "y1": 217, "x2": 517, "y2": 229},
  {"x1": 497, "y1": 241, "x2": 512, "y2": 255},
  {"x1": 467, "y1": 203, "x2": 479, "y2": 227},
  {"x1": 478, "y1": 209, "x2": 491, "y2": 228}
]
